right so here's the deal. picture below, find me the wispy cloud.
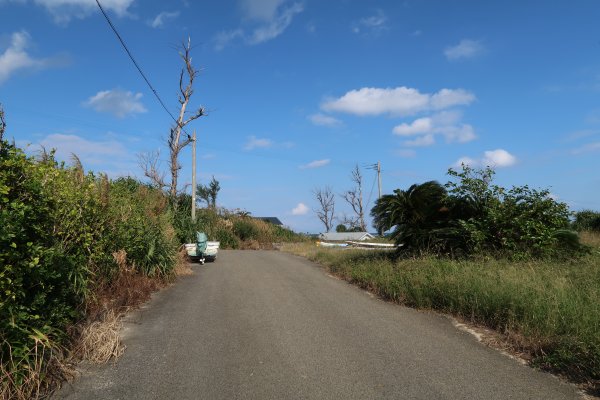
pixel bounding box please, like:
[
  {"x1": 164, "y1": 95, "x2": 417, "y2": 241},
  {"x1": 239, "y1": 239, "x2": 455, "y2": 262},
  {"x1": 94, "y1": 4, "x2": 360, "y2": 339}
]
[
  {"x1": 26, "y1": 133, "x2": 136, "y2": 176},
  {"x1": 322, "y1": 86, "x2": 475, "y2": 117},
  {"x1": 291, "y1": 202, "x2": 309, "y2": 215},
  {"x1": 454, "y1": 149, "x2": 517, "y2": 168},
  {"x1": 444, "y1": 39, "x2": 485, "y2": 61},
  {"x1": 244, "y1": 135, "x2": 273, "y2": 150},
  {"x1": 247, "y1": 2, "x2": 303, "y2": 44},
  {"x1": 149, "y1": 11, "x2": 180, "y2": 28},
  {"x1": 300, "y1": 159, "x2": 330, "y2": 169},
  {"x1": 308, "y1": 113, "x2": 342, "y2": 127},
  {"x1": 0, "y1": 30, "x2": 67, "y2": 84},
  {"x1": 353, "y1": 9, "x2": 388, "y2": 35},
  {"x1": 84, "y1": 89, "x2": 147, "y2": 118},
  {"x1": 29, "y1": 0, "x2": 135, "y2": 24},
  {"x1": 214, "y1": 0, "x2": 304, "y2": 50},
  {"x1": 571, "y1": 141, "x2": 600, "y2": 155}
]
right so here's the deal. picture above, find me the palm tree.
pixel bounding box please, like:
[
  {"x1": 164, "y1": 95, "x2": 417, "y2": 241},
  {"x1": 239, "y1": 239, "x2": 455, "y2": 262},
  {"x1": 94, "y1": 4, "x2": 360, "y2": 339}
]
[{"x1": 371, "y1": 181, "x2": 450, "y2": 251}]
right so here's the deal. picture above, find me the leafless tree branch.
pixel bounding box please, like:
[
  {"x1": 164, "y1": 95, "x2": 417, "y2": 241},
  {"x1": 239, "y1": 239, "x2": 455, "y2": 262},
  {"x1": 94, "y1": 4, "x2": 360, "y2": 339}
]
[
  {"x1": 139, "y1": 150, "x2": 167, "y2": 190},
  {"x1": 341, "y1": 165, "x2": 366, "y2": 231},
  {"x1": 166, "y1": 37, "x2": 205, "y2": 200},
  {"x1": 313, "y1": 186, "x2": 336, "y2": 232}
]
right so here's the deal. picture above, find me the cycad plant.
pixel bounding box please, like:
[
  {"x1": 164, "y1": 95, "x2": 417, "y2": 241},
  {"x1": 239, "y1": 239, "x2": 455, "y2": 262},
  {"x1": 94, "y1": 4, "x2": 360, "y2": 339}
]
[{"x1": 371, "y1": 181, "x2": 453, "y2": 253}]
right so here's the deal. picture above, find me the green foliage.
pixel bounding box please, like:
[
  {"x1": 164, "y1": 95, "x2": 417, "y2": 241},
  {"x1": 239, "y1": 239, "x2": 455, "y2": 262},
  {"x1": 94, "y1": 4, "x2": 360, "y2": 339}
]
[
  {"x1": 0, "y1": 140, "x2": 177, "y2": 394},
  {"x1": 196, "y1": 176, "x2": 220, "y2": 208},
  {"x1": 573, "y1": 210, "x2": 600, "y2": 232},
  {"x1": 371, "y1": 165, "x2": 583, "y2": 258},
  {"x1": 336, "y1": 224, "x2": 347, "y2": 233},
  {"x1": 169, "y1": 197, "x2": 306, "y2": 249},
  {"x1": 232, "y1": 219, "x2": 260, "y2": 241}
]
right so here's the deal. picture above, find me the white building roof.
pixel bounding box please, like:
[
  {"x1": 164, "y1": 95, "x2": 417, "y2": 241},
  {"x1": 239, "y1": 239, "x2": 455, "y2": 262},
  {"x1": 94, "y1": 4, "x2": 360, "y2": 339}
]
[{"x1": 318, "y1": 232, "x2": 375, "y2": 241}]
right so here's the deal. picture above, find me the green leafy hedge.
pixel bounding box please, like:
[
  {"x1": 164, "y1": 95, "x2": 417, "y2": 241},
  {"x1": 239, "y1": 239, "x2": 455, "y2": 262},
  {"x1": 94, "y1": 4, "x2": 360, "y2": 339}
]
[{"x1": 0, "y1": 141, "x2": 176, "y2": 393}]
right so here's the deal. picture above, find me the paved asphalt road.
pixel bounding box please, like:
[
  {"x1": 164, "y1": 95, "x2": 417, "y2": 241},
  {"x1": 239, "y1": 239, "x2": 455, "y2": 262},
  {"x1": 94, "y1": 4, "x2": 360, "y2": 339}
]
[{"x1": 57, "y1": 250, "x2": 580, "y2": 400}]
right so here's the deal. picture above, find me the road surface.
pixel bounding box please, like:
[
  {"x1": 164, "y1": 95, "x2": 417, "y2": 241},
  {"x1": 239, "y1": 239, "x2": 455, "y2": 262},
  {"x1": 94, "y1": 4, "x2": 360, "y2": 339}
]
[{"x1": 57, "y1": 250, "x2": 579, "y2": 399}]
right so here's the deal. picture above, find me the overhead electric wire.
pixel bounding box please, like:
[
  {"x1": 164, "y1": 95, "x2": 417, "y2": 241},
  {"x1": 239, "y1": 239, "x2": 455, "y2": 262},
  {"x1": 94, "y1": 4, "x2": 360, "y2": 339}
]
[{"x1": 94, "y1": 0, "x2": 189, "y2": 136}]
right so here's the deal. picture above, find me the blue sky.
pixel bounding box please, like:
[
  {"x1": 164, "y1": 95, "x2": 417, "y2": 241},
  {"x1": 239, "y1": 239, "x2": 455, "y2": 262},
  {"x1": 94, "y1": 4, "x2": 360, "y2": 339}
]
[{"x1": 1, "y1": 0, "x2": 599, "y2": 233}]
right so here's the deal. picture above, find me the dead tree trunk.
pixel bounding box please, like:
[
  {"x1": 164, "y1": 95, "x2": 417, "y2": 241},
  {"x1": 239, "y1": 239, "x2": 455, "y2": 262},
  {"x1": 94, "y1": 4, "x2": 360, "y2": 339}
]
[
  {"x1": 341, "y1": 165, "x2": 366, "y2": 231},
  {"x1": 168, "y1": 37, "x2": 205, "y2": 200},
  {"x1": 313, "y1": 186, "x2": 336, "y2": 232}
]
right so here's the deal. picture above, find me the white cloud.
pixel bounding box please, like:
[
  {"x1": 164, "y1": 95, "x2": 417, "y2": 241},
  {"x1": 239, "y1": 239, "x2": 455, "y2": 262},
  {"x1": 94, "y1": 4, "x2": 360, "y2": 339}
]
[
  {"x1": 29, "y1": 133, "x2": 136, "y2": 176},
  {"x1": 444, "y1": 39, "x2": 485, "y2": 61},
  {"x1": 214, "y1": 1, "x2": 303, "y2": 49},
  {"x1": 393, "y1": 117, "x2": 432, "y2": 136},
  {"x1": 214, "y1": 29, "x2": 244, "y2": 51},
  {"x1": 482, "y1": 149, "x2": 517, "y2": 167},
  {"x1": 308, "y1": 113, "x2": 342, "y2": 127},
  {"x1": 239, "y1": 0, "x2": 285, "y2": 21},
  {"x1": 84, "y1": 89, "x2": 147, "y2": 118},
  {"x1": 322, "y1": 86, "x2": 475, "y2": 117},
  {"x1": 454, "y1": 149, "x2": 517, "y2": 168},
  {"x1": 430, "y1": 89, "x2": 475, "y2": 109},
  {"x1": 244, "y1": 135, "x2": 273, "y2": 150},
  {"x1": 0, "y1": 30, "x2": 64, "y2": 84},
  {"x1": 291, "y1": 202, "x2": 308, "y2": 215},
  {"x1": 393, "y1": 110, "x2": 477, "y2": 145},
  {"x1": 149, "y1": 11, "x2": 180, "y2": 28},
  {"x1": 31, "y1": 0, "x2": 135, "y2": 23},
  {"x1": 247, "y1": 2, "x2": 303, "y2": 44},
  {"x1": 354, "y1": 9, "x2": 388, "y2": 34},
  {"x1": 300, "y1": 159, "x2": 329, "y2": 169},
  {"x1": 402, "y1": 134, "x2": 435, "y2": 147}
]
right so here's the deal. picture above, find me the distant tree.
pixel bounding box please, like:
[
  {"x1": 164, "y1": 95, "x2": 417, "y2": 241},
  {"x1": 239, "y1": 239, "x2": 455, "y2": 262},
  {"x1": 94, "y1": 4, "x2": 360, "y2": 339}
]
[
  {"x1": 197, "y1": 176, "x2": 220, "y2": 208},
  {"x1": 313, "y1": 186, "x2": 335, "y2": 232},
  {"x1": 341, "y1": 165, "x2": 366, "y2": 231},
  {"x1": 336, "y1": 224, "x2": 347, "y2": 232}
]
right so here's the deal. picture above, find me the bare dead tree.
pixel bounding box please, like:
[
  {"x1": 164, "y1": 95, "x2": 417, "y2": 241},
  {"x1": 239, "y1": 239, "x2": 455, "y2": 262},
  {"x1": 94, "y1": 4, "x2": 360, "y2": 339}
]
[
  {"x1": 313, "y1": 186, "x2": 336, "y2": 232},
  {"x1": 138, "y1": 149, "x2": 167, "y2": 190},
  {"x1": 168, "y1": 37, "x2": 205, "y2": 200},
  {"x1": 341, "y1": 165, "x2": 366, "y2": 231}
]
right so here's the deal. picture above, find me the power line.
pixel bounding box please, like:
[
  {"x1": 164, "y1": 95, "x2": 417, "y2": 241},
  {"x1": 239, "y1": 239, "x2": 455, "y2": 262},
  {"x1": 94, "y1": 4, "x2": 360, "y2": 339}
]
[{"x1": 94, "y1": 0, "x2": 188, "y2": 136}]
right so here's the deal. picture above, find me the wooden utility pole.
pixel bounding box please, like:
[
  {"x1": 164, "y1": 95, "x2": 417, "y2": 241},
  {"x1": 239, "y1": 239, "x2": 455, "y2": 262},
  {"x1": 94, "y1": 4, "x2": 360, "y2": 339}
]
[
  {"x1": 191, "y1": 130, "x2": 196, "y2": 222},
  {"x1": 377, "y1": 161, "x2": 382, "y2": 200}
]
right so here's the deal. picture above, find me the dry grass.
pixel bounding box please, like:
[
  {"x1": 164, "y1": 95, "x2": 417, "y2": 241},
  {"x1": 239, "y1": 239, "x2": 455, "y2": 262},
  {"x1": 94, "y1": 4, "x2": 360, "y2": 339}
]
[
  {"x1": 581, "y1": 231, "x2": 600, "y2": 248},
  {"x1": 1, "y1": 341, "x2": 74, "y2": 400},
  {"x1": 174, "y1": 248, "x2": 194, "y2": 276},
  {"x1": 72, "y1": 310, "x2": 124, "y2": 364}
]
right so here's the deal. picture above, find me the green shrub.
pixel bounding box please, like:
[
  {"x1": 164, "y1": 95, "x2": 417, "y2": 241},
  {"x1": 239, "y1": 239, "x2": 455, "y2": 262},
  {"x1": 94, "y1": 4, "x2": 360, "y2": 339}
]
[
  {"x1": 0, "y1": 140, "x2": 177, "y2": 396},
  {"x1": 573, "y1": 210, "x2": 600, "y2": 232},
  {"x1": 371, "y1": 165, "x2": 583, "y2": 258},
  {"x1": 232, "y1": 219, "x2": 260, "y2": 241}
]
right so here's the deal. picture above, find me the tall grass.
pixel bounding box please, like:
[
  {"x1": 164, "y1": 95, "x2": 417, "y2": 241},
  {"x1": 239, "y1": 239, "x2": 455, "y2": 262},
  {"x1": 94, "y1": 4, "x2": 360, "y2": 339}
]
[{"x1": 282, "y1": 242, "x2": 600, "y2": 387}]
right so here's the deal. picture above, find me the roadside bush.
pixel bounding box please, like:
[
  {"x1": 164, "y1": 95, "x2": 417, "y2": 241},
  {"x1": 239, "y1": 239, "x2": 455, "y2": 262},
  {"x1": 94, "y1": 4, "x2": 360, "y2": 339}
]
[
  {"x1": 0, "y1": 141, "x2": 177, "y2": 398},
  {"x1": 573, "y1": 210, "x2": 600, "y2": 232},
  {"x1": 372, "y1": 165, "x2": 583, "y2": 258}
]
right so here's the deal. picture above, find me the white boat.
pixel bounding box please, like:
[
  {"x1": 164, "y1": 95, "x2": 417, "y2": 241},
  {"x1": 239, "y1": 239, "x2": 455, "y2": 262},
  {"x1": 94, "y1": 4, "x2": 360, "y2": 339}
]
[{"x1": 185, "y1": 232, "x2": 220, "y2": 264}]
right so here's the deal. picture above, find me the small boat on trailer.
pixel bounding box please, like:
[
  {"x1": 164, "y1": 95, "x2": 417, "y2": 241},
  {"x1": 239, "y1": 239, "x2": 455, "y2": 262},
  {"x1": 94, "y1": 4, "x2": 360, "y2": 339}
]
[{"x1": 185, "y1": 232, "x2": 220, "y2": 264}]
